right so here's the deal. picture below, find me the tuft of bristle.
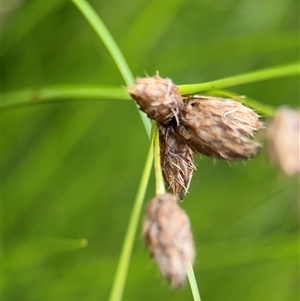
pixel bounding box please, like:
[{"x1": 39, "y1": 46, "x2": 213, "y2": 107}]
[
  {"x1": 128, "y1": 73, "x2": 183, "y2": 125},
  {"x1": 175, "y1": 96, "x2": 264, "y2": 160},
  {"x1": 159, "y1": 126, "x2": 196, "y2": 200},
  {"x1": 266, "y1": 106, "x2": 300, "y2": 176},
  {"x1": 143, "y1": 194, "x2": 195, "y2": 288}
]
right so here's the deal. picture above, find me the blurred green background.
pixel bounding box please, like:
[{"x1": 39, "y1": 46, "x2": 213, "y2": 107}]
[{"x1": 2, "y1": 0, "x2": 299, "y2": 300}]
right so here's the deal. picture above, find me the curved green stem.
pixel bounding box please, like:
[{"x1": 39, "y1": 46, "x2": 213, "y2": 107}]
[
  {"x1": 71, "y1": 0, "x2": 133, "y2": 86},
  {"x1": 108, "y1": 128, "x2": 155, "y2": 301},
  {"x1": 1, "y1": 85, "x2": 128, "y2": 108},
  {"x1": 3, "y1": 61, "x2": 298, "y2": 114},
  {"x1": 179, "y1": 61, "x2": 299, "y2": 95},
  {"x1": 71, "y1": 0, "x2": 151, "y2": 137}
]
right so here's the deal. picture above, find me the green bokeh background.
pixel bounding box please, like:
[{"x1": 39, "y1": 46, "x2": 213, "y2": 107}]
[{"x1": 2, "y1": 0, "x2": 299, "y2": 300}]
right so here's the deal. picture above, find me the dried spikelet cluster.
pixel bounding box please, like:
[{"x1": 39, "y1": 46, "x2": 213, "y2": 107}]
[
  {"x1": 266, "y1": 106, "x2": 300, "y2": 176},
  {"x1": 128, "y1": 73, "x2": 263, "y2": 199},
  {"x1": 130, "y1": 74, "x2": 265, "y2": 287},
  {"x1": 143, "y1": 194, "x2": 195, "y2": 288},
  {"x1": 129, "y1": 73, "x2": 298, "y2": 288}
]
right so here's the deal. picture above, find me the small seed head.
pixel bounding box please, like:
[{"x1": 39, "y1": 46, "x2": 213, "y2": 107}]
[
  {"x1": 128, "y1": 73, "x2": 183, "y2": 125},
  {"x1": 175, "y1": 96, "x2": 263, "y2": 160},
  {"x1": 143, "y1": 194, "x2": 195, "y2": 288},
  {"x1": 266, "y1": 106, "x2": 300, "y2": 176},
  {"x1": 159, "y1": 126, "x2": 196, "y2": 200}
]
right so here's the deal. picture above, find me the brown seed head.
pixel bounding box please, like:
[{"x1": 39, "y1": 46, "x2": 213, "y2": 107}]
[
  {"x1": 175, "y1": 96, "x2": 264, "y2": 160},
  {"x1": 128, "y1": 73, "x2": 183, "y2": 125},
  {"x1": 266, "y1": 106, "x2": 300, "y2": 176},
  {"x1": 159, "y1": 126, "x2": 196, "y2": 200},
  {"x1": 143, "y1": 194, "x2": 195, "y2": 288}
]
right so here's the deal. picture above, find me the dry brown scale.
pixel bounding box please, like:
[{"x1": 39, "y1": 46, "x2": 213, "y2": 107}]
[
  {"x1": 142, "y1": 194, "x2": 195, "y2": 288},
  {"x1": 159, "y1": 125, "x2": 196, "y2": 200}
]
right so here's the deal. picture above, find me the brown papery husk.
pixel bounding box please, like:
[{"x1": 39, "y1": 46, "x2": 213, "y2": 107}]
[
  {"x1": 175, "y1": 96, "x2": 264, "y2": 160},
  {"x1": 159, "y1": 125, "x2": 196, "y2": 200},
  {"x1": 128, "y1": 73, "x2": 183, "y2": 125},
  {"x1": 143, "y1": 194, "x2": 195, "y2": 288}
]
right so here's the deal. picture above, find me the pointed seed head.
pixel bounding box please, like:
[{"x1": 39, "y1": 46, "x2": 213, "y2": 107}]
[
  {"x1": 159, "y1": 126, "x2": 196, "y2": 200},
  {"x1": 128, "y1": 73, "x2": 183, "y2": 125},
  {"x1": 175, "y1": 96, "x2": 264, "y2": 160}
]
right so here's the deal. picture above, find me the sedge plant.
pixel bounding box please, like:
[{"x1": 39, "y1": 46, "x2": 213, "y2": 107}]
[{"x1": 2, "y1": 1, "x2": 299, "y2": 301}]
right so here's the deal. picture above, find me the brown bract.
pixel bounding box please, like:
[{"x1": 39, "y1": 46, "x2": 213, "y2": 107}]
[
  {"x1": 159, "y1": 126, "x2": 196, "y2": 200},
  {"x1": 143, "y1": 194, "x2": 195, "y2": 288},
  {"x1": 175, "y1": 96, "x2": 264, "y2": 160},
  {"x1": 128, "y1": 73, "x2": 183, "y2": 125},
  {"x1": 266, "y1": 107, "x2": 300, "y2": 176}
]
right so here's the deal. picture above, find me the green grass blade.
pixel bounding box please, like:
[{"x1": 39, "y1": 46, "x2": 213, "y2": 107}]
[
  {"x1": 188, "y1": 264, "x2": 202, "y2": 301},
  {"x1": 71, "y1": 0, "x2": 133, "y2": 86},
  {"x1": 70, "y1": 0, "x2": 151, "y2": 137},
  {"x1": 179, "y1": 61, "x2": 299, "y2": 94},
  {"x1": 108, "y1": 127, "x2": 155, "y2": 301},
  {"x1": 1, "y1": 85, "x2": 128, "y2": 108},
  {"x1": 153, "y1": 124, "x2": 166, "y2": 195},
  {"x1": 36, "y1": 237, "x2": 88, "y2": 252}
]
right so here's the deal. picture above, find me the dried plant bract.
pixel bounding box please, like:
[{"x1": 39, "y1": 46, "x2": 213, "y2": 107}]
[
  {"x1": 266, "y1": 106, "x2": 300, "y2": 176},
  {"x1": 143, "y1": 194, "x2": 195, "y2": 288},
  {"x1": 159, "y1": 126, "x2": 195, "y2": 200},
  {"x1": 128, "y1": 73, "x2": 183, "y2": 125},
  {"x1": 175, "y1": 96, "x2": 264, "y2": 160}
]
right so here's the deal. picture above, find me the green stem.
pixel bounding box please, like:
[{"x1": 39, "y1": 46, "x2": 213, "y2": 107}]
[
  {"x1": 108, "y1": 127, "x2": 155, "y2": 301},
  {"x1": 1, "y1": 85, "x2": 128, "y2": 108},
  {"x1": 187, "y1": 264, "x2": 202, "y2": 301},
  {"x1": 4, "y1": 61, "x2": 298, "y2": 113},
  {"x1": 179, "y1": 61, "x2": 299, "y2": 95},
  {"x1": 153, "y1": 124, "x2": 166, "y2": 195},
  {"x1": 71, "y1": 0, "x2": 151, "y2": 137},
  {"x1": 71, "y1": 0, "x2": 133, "y2": 85}
]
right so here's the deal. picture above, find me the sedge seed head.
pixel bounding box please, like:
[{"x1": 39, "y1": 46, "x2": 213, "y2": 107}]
[
  {"x1": 175, "y1": 96, "x2": 264, "y2": 160},
  {"x1": 143, "y1": 194, "x2": 195, "y2": 288},
  {"x1": 266, "y1": 106, "x2": 300, "y2": 176},
  {"x1": 128, "y1": 72, "x2": 183, "y2": 125},
  {"x1": 159, "y1": 126, "x2": 196, "y2": 200}
]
